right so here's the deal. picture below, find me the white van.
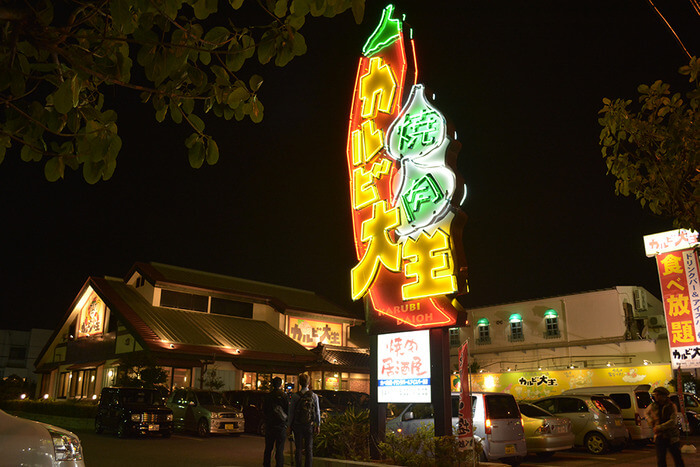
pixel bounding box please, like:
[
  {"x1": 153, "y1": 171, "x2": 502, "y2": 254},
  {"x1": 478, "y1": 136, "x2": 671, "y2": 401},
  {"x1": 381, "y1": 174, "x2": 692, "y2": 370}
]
[
  {"x1": 561, "y1": 384, "x2": 653, "y2": 442},
  {"x1": 386, "y1": 392, "x2": 527, "y2": 464}
]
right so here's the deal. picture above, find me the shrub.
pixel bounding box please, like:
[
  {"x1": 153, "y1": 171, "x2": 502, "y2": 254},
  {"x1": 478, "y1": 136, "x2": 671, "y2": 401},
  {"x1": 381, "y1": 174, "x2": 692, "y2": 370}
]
[
  {"x1": 314, "y1": 406, "x2": 370, "y2": 461},
  {"x1": 378, "y1": 425, "x2": 481, "y2": 466},
  {"x1": 0, "y1": 399, "x2": 98, "y2": 418}
]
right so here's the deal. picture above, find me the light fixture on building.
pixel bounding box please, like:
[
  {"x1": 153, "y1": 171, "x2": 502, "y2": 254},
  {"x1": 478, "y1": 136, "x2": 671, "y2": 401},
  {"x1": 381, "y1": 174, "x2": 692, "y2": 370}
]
[
  {"x1": 479, "y1": 369, "x2": 484, "y2": 373},
  {"x1": 569, "y1": 364, "x2": 575, "y2": 369},
  {"x1": 43, "y1": 394, "x2": 49, "y2": 400},
  {"x1": 20, "y1": 394, "x2": 26, "y2": 400},
  {"x1": 537, "y1": 366, "x2": 542, "y2": 371},
  {"x1": 169, "y1": 343, "x2": 175, "y2": 349},
  {"x1": 506, "y1": 367, "x2": 511, "y2": 372},
  {"x1": 92, "y1": 394, "x2": 97, "y2": 400},
  {"x1": 606, "y1": 362, "x2": 612, "y2": 367},
  {"x1": 643, "y1": 360, "x2": 651, "y2": 365}
]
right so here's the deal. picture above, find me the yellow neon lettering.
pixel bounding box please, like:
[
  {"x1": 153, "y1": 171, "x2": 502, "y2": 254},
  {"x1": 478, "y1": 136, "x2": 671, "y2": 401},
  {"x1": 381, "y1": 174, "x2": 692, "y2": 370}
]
[
  {"x1": 671, "y1": 321, "x2": 695, "y2": 343},
  {"x1": 667, "y1": 294, "x2": 691, "y2": 317},
  {"x1": 402, "y1": 229, "x2": 457, "y2": 300},
  {"x1": 351, "y1": 201, "x2": 402, "y2": 300},
  {"x1": 661, "y1": 254, "x2": 684, "y2": 276},
  {"x1": 360, "y1": 57, "x2": 397, "y2": 120},
  {"x1": 351, "y1": 120, "x2": 384, "y2": 166},
  {"x1": 352, "y1": 167, "x2": 379, "y2": 210}
]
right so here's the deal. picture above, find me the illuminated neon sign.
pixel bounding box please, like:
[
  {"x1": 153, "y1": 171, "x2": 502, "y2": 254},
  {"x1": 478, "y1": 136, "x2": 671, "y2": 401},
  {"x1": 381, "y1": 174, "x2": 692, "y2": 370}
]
[
  {"x1": 76, "y1": 291, "x2": 105, "y2": 338},
  {"x1": 346, "y1": 5, "x2": 468, "y2": 334}
]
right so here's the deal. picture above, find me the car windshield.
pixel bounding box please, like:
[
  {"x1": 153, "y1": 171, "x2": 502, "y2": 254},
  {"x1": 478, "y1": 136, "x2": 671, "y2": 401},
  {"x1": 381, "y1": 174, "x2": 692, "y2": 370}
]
[
  {"x1": 485, "y1": 395, "x2": 520, "y2": 419},
  {"x1": 386, "y1": 403, "x2": 409, "y2": 420},
  {"x1": 519, "y1": 403, "x2": 551, "y2": 418},
  {"x1": 119, "y1": 389, "x2": 160, "y2": 405},
  {"x1": 196, "y1": 391, "x2": 227, "y2": 405},
  {"x1": 636, "y1": 391, "x2": 653, "y2": 409},
  {"x1": 592, "y1": 396, "x2": 621, "y2": 414}
]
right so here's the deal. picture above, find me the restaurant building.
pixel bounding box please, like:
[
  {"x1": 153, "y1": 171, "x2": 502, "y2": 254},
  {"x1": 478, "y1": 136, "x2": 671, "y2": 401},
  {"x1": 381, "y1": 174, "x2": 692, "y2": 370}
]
[
  {"x1": 450, "y1": 286, "x2": 674, "y2": 397},
  {"x1": 34, "y1": 262, "x2": 369, "y2": 399}
]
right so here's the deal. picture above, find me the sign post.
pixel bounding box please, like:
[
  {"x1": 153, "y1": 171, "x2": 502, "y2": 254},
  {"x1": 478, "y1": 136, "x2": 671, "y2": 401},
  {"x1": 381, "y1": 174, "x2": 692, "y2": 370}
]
[{"x1": 457, "y1": 340, "x2": 474, "y2": 452}]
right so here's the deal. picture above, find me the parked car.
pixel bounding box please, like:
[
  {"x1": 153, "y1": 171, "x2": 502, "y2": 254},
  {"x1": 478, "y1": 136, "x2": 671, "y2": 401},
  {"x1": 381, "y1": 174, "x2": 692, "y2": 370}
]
[
  {"x1": 0, "y1": 408, "x2": 84, "y2": 466},
  {"x1": 532, "y1": 394, "x2": 628, "y2": 454},
  {"x1": 167, "y1": 388, "x2": 244, "y2": 436},
  {"x1": 561, "y1": 384, "x2": 653, "y2": 442},
  {"x1": 669, "y1": 391, "x2": 700, "y2": 434},
  {"x1": 224, "y1": 390, "x2": 267, "y2": 435},
  {"x1": 95, "y1": 387, "x2": 173, "y2": 438},
  {"x1": 386, "y1": 392, "x2": 527, "y2": 465},
  {"x1": 313, "y1": 390, "x2": 369, "y2": 411},
  {"x1": 471, "y1": 392, "x2": 527, "y2": 465},
  {"x1": 517, "y1": 402, "x2": 574, "y2": 456}
]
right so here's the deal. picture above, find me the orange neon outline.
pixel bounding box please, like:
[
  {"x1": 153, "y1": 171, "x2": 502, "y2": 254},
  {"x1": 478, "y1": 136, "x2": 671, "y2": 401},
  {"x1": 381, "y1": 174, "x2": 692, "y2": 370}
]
[{"x1": 410, "y1": 38, "x2": 418, "y2": 86}]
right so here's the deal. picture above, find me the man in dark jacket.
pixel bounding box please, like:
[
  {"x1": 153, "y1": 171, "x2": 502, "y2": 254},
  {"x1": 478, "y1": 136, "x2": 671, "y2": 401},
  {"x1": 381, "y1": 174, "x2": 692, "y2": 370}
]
[
  {"x1": 263, "y1": 377, "x2": 288, "y2": 467},
  {"x1": 646, "y1": 386, "x2": 685, "y2": 467},
  {"x1": 287, "y1": 373, "x2": 321, "y2": 467}
]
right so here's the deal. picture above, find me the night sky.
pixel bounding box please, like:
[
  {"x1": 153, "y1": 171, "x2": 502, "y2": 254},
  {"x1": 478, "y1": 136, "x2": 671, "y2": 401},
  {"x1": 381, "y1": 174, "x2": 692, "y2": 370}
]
[{"x1": 1, "y1": 1, "x2": 698, "y2": 331}]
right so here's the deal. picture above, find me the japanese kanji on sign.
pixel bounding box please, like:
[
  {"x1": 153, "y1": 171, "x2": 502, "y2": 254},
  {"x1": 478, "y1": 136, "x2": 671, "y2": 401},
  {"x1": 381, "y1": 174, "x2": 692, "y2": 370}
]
[
  {"x1": 377, "y1": 330, "x2": 431, "y2": 403},
  {"x1": 345, "y1": 4, "x2": 468, "y2": 334}
]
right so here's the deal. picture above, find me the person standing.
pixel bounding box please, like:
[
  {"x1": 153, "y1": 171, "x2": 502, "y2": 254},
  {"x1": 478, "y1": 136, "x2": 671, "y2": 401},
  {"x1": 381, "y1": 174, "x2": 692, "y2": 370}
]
[
  {"x1": 287, "y1": 373, "x2": 321, "y2": 467},
  {"x1": 263, "y1": 377, "x2": 289, "y2": 467},
  {"x1": 646, "y1": 386, "x2": 685, "y2": 467}
]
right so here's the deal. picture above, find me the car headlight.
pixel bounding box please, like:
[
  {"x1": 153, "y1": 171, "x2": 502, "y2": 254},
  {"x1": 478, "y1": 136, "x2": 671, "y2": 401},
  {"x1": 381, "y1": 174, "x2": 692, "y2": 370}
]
[
  {"x1": 49, "y1": 429, "x2": 83, "y2": 462},
  {"x1": 211, "y1": 413, "x2": 220, "y2": 419},
  {"x1": 131, "y1": 414, "x2": 141, "y2": 422},
  {"x1": 167, "y1": 414, "x2": 173, "y2": 421}
]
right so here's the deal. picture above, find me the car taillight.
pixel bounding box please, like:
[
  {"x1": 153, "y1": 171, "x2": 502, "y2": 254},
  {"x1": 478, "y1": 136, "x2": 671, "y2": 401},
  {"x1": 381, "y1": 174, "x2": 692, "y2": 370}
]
[
  {"x1": 635, "y1": 413, "x2": 642, "y2": 426},
  {"x1": 485, "y1": 418, "x2": 492, "y2": 434},
  {"x1": 535, "y1": 422, "x2": 552, "y2": 434}
]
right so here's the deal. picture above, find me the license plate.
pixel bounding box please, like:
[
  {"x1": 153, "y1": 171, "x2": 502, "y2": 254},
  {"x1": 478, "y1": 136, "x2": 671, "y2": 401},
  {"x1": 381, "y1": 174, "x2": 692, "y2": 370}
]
[
  {"x1": 148, "y1": 424, "x2": 159, "y2": 431},
  {"x1": 505, "y1": 444, "x2": 515, "y2": 454},
  {"x1": 615, "y1": 419, "x2": 622, "y2": 426},
  {"x1": 225, "y1": 423, "x2": 234, "y2": 430}
]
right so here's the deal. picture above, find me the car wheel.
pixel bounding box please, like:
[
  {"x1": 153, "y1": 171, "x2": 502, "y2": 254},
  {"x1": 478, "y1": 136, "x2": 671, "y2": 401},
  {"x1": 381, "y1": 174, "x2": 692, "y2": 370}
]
[
  {"x1": 117, "y1": 421, "x2": 129, "y2": 438},
  {"x1": 95, "y1": 417, "x2": 104, "y2": 434},
  {"x1": 584, "y1": 432, "x2": 609, "y2": 455},
  {"x1": 197, "y1": 418, "x2": 210, "y2": 437},
  {"x1": 259, "y1": 421, "x2": 266, "y2": 436}
]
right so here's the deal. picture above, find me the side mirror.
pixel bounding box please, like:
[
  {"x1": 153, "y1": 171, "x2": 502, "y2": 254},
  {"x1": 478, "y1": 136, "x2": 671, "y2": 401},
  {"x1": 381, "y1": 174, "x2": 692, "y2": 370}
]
[{"x1": 403, "y1": 411, "x2": 414, "y2": 421}]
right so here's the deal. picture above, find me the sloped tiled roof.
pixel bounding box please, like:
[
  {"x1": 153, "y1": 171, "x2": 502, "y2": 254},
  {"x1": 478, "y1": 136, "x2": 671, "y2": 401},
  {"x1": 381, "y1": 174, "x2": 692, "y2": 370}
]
[
  {"x1": 92, "y1": 277, "x2": 318, "y2": 363},
  {"x1": 129, "y1": 262, "x2": 361, "y2": 320},
  {"x1": 315, "y1": 346, "x2": 370, "y2": 372}
]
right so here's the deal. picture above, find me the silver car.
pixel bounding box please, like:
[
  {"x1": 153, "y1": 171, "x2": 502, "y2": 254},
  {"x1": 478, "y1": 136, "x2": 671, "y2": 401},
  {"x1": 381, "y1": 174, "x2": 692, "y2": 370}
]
[
  {"x1": 532, "y1": 394, "x2": 628, "y2": 454},
  {"x1": 167, "y1": 388, "x2": 244, "y2": 436},
  {"x1": 0, "y1": 409, "x2": 84, "y2": 466},
  {"x1": 518, "y1": 402, "x2": 574, "y2": 456}
]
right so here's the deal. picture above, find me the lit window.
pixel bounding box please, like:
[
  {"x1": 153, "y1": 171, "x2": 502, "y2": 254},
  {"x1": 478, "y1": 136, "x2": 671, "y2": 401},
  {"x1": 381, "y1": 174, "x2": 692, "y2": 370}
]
[
  {"x1": 476, "y1": 318, "x2": 490, "y2": 344},
  {"x1": 509, "y1": 314, "x2": 523, "y2": 342},
  {"x1": 544, "y1": 309, "x2": 560, "y2": 338},
  {"x1": 449, "y1": 328, "x2": 461, "y2": 347}
]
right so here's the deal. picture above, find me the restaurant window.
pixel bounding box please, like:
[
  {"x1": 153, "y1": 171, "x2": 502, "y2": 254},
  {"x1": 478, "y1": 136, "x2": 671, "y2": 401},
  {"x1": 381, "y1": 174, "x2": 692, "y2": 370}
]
[
  {"x1": 544, "y1": 309, "x2": 560, "y2": 338},
  {"x1": 58, "y1": 372, "x2": 70, "y2": 398},
  {"x1": 161, "y1": 367, "x2": 173, "y2": 389},
  {"x1": 210, "y1": 297, "x2": 253, "y2": 318},
  {"x1": 476, "y1": 318, "x2": 490, "y2": 344},
  {"x1": 8, "y1": 346, "x2": 26, "y2": 361},
  {"x1": 242, "y1": 372, "x2": 255, "y2": 390},
  {"x1": 172, "y1": 368, "x2": 191, "y2": 388},
  {"x1": 509, "y1": 314, "x2": 524, "y2": 342},
  {"x1": 81, "y1": 369, "x2": 97, "y2": 398},
  {"x1": 160, "y1": 289, "x2": 208, "y2": 312},
  {"x1": 448, "y1": 328, "x2": 461, "y2": 347}
]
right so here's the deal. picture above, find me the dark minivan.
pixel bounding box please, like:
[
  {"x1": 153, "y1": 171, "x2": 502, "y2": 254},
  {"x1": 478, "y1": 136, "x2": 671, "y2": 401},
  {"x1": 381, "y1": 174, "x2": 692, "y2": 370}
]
[{"x1": 95, "y1": 387, "x2": 173, "y2": 438}]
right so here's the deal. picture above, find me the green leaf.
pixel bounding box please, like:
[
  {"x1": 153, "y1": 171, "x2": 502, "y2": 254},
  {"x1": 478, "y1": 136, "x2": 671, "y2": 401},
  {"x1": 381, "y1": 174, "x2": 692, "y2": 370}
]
[
  {"x1": 44, "y1": 157, "x2": 63, "y2": 182},
  {"x1": 227, "y1": 86, "x2": 249, "y2": 108},
  {"x1": 83, "y1": 161, "x2": 103, "y2": 184},
  {"x1": 188, "y1": 140, "x2": 206, "y2": 168},
  {"x1": 206, "y1": 139, "x2": 219, "y2": 165},
  {"x1": 274, "y1": 0, "x2": 288, "y2": 17},
  {"x1": 170, "y1": 100, "x2": 183, "y2": 124},
  {"x1": 203, "y1": 26, "x2": 230, "y2": 48},
  {"x1": 291, "y1": 31, "x2": 307, "y2": 56},
  {"x1": 250, "y1": 98, "x2": 264, "y2": 123},
  {"x1": 351, "y1": 0, "x2": 364, "y2": 24},
  {"x1": 291, "y1": 0, "x2": 310, "y2": 16},
  {"x1": 21, "y1": 144, "x2": 42, "y2": 162},
  {"x1": 188, "y1": 113, "x2": 205, "y2": 133},
  {"x1": 53, "y1": 79, "x2": 74, "y2": 114},
  {"x1": 193, "y1": 0, "x2": 218, "y2": 19},
  {"x1": 0, "y1": 145, "x2": 6, "y2": 165},
  {"x1": 257, "y1": 30, "x2": 277, "y2": 65},
  {"x1": 229, "y1": 0, "x2": 244, "y2": 8},
  {"x1": 249, "y1": 74, "x2": 264, "y2": 91},
  {"x1": 287, "y1": 14, "x2": 305, "y2": 30}
]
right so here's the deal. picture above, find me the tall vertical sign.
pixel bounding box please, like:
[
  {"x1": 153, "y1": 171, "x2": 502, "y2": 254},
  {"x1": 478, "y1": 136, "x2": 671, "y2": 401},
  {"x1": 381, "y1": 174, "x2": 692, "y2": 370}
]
[
  {"x1": 645, "y1": 229, "x2": 700, "y2": 368},
  {"x1": 346, "y1": 4, "x2": 468, "y2": 335},
  {"x1": 457, "y1": 341, "x2": 474, "y2": 451}
]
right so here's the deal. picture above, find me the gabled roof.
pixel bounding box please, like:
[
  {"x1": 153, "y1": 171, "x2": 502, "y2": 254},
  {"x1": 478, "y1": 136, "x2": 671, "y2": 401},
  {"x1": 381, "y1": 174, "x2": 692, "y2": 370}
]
[
  {"x1": 128, "y1": 262, "x2": 361, "y2": 320},
  {"x1": 89, "y1": 277, "x2": 319, "y2": 363},
  {"x1": 313, "y1": 345, "x2": 370, "y2": 372}
]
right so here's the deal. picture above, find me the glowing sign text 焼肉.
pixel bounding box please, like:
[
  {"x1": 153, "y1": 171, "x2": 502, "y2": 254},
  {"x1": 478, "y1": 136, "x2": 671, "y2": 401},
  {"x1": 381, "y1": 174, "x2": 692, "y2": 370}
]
[{"x1": 345, "y1": 4, "x2": 467, "y2": 334}]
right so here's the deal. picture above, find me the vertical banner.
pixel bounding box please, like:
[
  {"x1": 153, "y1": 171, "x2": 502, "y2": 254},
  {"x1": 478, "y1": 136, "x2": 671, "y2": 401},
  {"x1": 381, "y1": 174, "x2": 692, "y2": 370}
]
[
  {"x1": 656, "y1": 249, "x2": 700, "y2": 368},
  {"x1": 457, "y1": 341, "x2": 474, "y2": 451}
]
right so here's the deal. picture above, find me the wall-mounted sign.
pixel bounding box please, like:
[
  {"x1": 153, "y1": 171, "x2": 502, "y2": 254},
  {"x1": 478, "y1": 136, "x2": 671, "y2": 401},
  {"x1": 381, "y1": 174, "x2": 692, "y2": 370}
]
[
  {"x1": 76, "y1": 291, "x2": 105, "y2": 338},
  {"x1": 377, "y1": 329, "x2": 431, "y2": 403},
  {"x1": 644, "y1": 229, "x2": 700, "y2": 257},
  {"x1": 656, "y1": 249, "x2": 700, "y2": 368},
  {"x1": 346, "y1": 4, "x2": 467, "y2": 335},
  {"x1": 287, "y1": 316, "x2": 344, "y2": 349}
]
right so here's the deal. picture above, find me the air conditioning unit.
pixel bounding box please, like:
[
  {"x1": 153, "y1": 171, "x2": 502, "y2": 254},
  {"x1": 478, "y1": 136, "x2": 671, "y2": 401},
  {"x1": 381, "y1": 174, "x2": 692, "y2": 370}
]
[
  {"x1": 649, "y1": 315, "x2": 665, "y2": 327},
  {"x1": 633, "y1": 289, "x2": 648, "y2": 312}
]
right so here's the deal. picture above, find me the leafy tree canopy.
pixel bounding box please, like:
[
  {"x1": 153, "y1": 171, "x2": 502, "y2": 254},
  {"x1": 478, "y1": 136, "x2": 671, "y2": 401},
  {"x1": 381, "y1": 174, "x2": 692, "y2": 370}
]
[
  {"x1": 599, "y1": 56, "x2": 700, "y2": 231},
  {"x1": 0, "y1": 0, "x2": 365, "y2": 183}
]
